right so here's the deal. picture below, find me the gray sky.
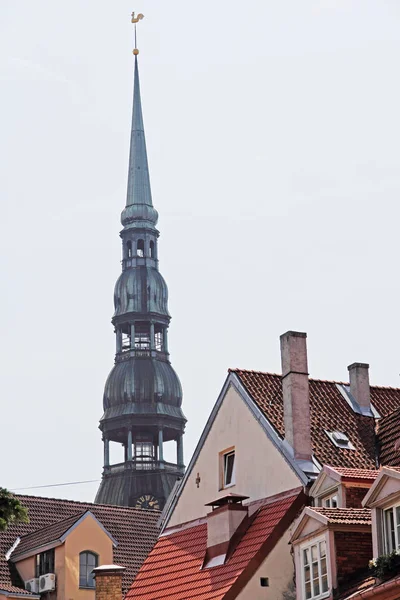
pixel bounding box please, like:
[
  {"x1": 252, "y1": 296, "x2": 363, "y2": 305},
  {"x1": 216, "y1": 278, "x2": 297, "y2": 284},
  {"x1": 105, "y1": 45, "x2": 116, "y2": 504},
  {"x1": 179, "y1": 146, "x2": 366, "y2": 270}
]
[{"x1": 1, "y1": 0, "x2": 400, "y2": 501}]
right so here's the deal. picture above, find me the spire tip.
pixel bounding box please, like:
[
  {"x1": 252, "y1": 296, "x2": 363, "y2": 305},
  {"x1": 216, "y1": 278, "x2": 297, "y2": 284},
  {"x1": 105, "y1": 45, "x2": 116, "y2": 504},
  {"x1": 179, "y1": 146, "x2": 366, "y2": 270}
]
[{"x1": 131, "y1": 12, "x2": 144, "y2": 54}]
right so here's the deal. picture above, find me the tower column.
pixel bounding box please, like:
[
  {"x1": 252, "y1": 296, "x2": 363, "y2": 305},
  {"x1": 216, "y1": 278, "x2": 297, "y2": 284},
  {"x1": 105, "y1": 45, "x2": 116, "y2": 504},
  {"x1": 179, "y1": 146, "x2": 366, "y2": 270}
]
[
  {"x1": 150, "y1": 321, "x2": 155, "y2": 350},
  {"x1": 124, "y1": 443, "x2": 128, "y2": 463},
  {"x1": 103, "y1": 436, "x2": 110, "y2": 468},
  {"x1": 164, "y1": 328, "x2": 169, "y2": 353},
  {"x1": 116, "y1": 328, "x2": 122, "y2": 353},
  {"x1": 177, "y1": 434, "x2": 184, "y2": 466},
  {"x1": 158, "y1": 428, "x2": 164, "y2": 468},
  {"x1": 127, "y1": 429, "x2": 133, "y2": 461},
  {"x1": 130, "y1": 323, "x2": 135, "y2": 349}
]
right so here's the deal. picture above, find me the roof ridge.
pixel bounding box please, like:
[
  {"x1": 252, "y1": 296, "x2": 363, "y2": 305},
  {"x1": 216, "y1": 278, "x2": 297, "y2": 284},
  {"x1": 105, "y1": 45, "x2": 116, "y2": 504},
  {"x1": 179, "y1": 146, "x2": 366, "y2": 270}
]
[
  {"x1": 231, "y1": 368, "x2": 400, "y2": 390},
  {"x1": 15, "y1": 493, "x2": 159, "y2": 514}
]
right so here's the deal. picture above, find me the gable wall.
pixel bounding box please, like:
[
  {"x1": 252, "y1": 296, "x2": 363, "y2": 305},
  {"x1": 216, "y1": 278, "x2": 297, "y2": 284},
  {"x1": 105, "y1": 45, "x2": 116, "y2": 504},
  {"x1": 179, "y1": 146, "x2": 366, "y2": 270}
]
[
  {"x1": 371, "y1": 477, "x2": 400, "y2": 507},
  {"x1": 235, "y1": 529, "x2": 295, "y2": 600},
  {"x1": 168, "y1": 384, "x2": 300, "y2": 528},
  {"x1": 64, "y1": 515, "x2": 113, "y2": 600}
]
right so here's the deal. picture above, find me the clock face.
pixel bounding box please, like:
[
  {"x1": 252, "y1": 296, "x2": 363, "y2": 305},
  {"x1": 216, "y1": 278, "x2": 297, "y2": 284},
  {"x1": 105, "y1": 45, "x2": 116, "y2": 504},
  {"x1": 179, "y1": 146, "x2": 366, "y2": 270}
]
[{"x1": 135, "y1": 494, "x2": 160, "y2": 510}]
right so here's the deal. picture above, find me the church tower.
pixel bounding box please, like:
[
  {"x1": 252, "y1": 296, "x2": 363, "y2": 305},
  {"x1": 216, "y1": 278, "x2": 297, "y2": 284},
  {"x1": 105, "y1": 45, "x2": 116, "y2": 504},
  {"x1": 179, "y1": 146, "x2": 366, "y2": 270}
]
[{"x1": 95, "y1": 17, "x2": 186, "y2": 510}]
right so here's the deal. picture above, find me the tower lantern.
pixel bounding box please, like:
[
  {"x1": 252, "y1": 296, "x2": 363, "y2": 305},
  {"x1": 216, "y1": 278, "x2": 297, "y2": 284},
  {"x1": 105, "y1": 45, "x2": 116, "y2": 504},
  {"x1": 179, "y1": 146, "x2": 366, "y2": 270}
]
[{"x1": 95, "y1": 15, "x2": 186, "y2": 510}]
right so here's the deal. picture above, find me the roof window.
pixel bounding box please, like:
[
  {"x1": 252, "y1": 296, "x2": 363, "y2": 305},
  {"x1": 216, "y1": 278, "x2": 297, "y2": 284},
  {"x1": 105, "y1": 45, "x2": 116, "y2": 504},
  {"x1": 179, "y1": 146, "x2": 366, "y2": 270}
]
[{"x1": 325, "y1": 430, "x2": 355, "y2": 450}]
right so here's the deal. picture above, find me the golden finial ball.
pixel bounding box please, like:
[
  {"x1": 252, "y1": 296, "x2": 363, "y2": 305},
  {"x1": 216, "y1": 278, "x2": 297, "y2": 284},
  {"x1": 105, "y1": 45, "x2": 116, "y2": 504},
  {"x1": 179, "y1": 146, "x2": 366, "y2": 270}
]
[{"x1": 133, "y1": 48, "x2": 139, "y2": 55}]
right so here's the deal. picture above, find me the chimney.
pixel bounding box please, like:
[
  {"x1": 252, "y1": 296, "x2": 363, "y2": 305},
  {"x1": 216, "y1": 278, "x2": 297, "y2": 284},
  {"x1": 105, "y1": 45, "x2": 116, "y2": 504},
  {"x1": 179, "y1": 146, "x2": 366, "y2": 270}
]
[
  {"x1": 348, "y1": 363, "x2": 370, "y2": 409},
  {"x1": 93, "y1": 565, "x2": 125, "y2": 600},
  {"x1": 280, "y1": 331, "x2": 312, "y2": 462},
  {"x1": 204, "y1": 494, "x2": 249, "y2": 567}
]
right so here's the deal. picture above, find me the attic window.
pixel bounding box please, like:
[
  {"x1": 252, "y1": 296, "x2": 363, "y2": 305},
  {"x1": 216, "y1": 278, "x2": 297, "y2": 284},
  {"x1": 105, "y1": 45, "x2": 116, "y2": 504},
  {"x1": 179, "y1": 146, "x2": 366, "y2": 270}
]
[
  {"x1": 325, "y1": 430, "x2": 355, "y2": 450},
  {"x1": 221, "y1": 449, "x2": 235, "y2": 488}
]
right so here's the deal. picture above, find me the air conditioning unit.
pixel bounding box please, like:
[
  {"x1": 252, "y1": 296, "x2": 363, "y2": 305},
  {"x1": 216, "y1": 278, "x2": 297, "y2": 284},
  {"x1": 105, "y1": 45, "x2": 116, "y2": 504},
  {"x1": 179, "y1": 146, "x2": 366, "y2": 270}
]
[
  {"x1": 25, "y1": 578, "x2": 39, "y2": 593},
  {"x1": 39, "y1": 573, "x2": 56, "y2": 592}
]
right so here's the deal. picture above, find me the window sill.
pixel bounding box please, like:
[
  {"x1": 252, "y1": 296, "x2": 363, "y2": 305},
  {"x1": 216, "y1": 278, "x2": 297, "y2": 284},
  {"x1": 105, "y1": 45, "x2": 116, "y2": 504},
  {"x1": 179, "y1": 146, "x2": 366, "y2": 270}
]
[
  {"x1": 223, "y1": 482, "x2": 236, "y2": 490},
  {"x1": 79, "y1": 586, "x2": 96, "y2": 590},
  {"x1": 307, "y1": 591, "x2": 330, "y2": 600}
]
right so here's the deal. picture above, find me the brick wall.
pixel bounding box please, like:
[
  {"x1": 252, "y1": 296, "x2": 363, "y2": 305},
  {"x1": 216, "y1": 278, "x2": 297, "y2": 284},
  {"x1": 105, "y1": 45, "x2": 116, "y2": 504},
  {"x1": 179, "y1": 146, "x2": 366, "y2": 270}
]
[
  {"x1": 345, "y1": 487, "x2": 369, "y2": 508},
  {"x1": 93, "y1": 566, "x2": 124, "y2": 600},
  {"x1": 335, "y1": 531, "x2": 372, "y2": 582}
]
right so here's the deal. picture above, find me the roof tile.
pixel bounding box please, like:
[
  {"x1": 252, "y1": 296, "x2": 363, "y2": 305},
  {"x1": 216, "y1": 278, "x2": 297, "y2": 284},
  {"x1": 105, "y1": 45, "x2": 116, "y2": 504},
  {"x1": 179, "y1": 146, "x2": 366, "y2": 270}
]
[
  {"x1": 310, "y1": 507, "x2": 371, "y2": 525},
  {"x1": 231, "y1": 370, "x2": 400, "y2": 470}
]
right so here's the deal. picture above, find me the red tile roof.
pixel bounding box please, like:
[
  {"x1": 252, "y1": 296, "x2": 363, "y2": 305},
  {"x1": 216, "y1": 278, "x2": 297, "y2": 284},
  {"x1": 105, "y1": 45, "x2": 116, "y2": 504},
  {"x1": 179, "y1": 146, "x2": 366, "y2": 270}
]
[
  {"x1": 126, "y1": 489, "x2": 305, "y2": 600},
  {"x1": 378, "y1": 406, "x2": 400, "y2": 467},
  {"x1": 310, "y1": 507, "x2": 372, "y2": 526},
  {"x1": 327, "y1": 466, "x2": 379, "y2": 481},
  {"x1": 0, "y1": 495, "x2": 159, "y2": 595},
  {"x1": 231, "y1": 370, "x2": 400, "y2": 470},
  {"x1": 338, "y1": 573, "x2": 400, "y2": 599}
]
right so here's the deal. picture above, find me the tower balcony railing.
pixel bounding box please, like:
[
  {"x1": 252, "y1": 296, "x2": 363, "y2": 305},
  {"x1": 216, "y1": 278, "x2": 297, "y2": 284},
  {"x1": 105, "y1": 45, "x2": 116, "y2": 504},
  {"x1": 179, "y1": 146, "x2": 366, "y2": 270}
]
[
  {"x1": 104, "y1": 459, "x2": 184, "y2": 475},
  {"x1": 116, "y1": 348, "x2": 169, "y2": 363}
]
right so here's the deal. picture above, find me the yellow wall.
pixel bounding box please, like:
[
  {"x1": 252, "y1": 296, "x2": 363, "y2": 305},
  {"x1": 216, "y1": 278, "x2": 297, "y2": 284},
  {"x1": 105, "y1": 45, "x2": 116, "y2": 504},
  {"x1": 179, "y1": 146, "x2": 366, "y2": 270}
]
[
  {"x1": 13, "y1": 555, "x2": 35, "y2": 582},
  {"x1": 64, "y1": 514, "x2": 113, "y2": 600},
  {"x1": 236, "y1": 529, "x2": 295, "y2": 600},
  {"x1": 13, "y1": 514, "x2": 113, "y2": 600},
  {"x1": 168, "y1": 384, "x2": 300, "y2": 527}
]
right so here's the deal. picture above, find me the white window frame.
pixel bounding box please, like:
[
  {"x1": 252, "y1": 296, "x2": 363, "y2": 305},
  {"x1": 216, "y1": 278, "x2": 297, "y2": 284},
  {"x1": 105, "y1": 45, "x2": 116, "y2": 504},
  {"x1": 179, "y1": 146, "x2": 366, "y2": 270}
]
[
  {"x1": 321, "y1": 492, "x2": 338, "y2": 509},
  {"x1": 300, "y1": 536, "x2": 330, "y2": 600},
  {"x1": 383, "y1": 502, "x2": 400, "y2": 553},
  {"x1": 220, "y1": 448, "x2": 235, "y2": 489}
]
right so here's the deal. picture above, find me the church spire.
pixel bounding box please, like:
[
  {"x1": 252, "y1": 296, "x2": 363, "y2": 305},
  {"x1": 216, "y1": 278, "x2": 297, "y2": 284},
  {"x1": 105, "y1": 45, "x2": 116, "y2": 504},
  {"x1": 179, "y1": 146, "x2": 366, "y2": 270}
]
[
  {"x1": 122, "y1": 14, "x2": 158, "y2": 228},
  {"x1": 95, "y1": 14, "x2": 186, "y2": 510},
  {"x1": 126, "y1": 56, "x2": 153, "y2": 209}
]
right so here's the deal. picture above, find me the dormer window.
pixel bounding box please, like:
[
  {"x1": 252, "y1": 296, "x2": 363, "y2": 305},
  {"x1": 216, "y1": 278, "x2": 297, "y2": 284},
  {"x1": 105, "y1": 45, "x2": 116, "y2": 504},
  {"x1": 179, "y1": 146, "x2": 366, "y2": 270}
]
[
  {"x1": 322, "y1": 493, "x2": 338, "y2": 509},
  {"x1": 79, "y1": 551, "x2": 98, "y2": 589},
  {"x1": 325, "y1": 431, "x2": 355, "y2": 450},
  {"x1": 383, "y1": 504, "x2": 400, "y2": 553},
  {"x1": 301, "y1": 538, "x2": 329, "y2": 599}
]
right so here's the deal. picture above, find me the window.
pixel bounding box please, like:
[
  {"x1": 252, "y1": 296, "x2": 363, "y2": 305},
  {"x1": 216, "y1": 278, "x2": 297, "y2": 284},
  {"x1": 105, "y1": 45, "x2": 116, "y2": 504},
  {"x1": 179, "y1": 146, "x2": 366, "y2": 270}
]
[
  {"x1": 325, "y1": 430, "x2": 355, "y2": 450},
  {"x1": 122, "y1": 332, "x2": 130, "y2": 350},
  {"x1": 302, "y1": 539, "x2": 329, "y2": 599},
  {"x1": 155, "y1": 328, "x2": 163, "y2": 351},
  {"x1": 127, "y1": 241, "x2": 132, "y2": 258},
  {"x1": 150, "y1": 241, "x2": 155, "y2": 258},
  {"x1": 223, "y1": 450, "x2": 235, "y2": 487},
  {"x1": 322, "y1": 493, "x2": 338, "y2": 508},
  {"x1": 137, "y1": 239, "x2": 145, "y2": 257},
  {"x1": 35, "y1": 549, "x2": 55, "y2": 577},
  {"x1": 79, "y1": 551, "x2": 98, "y2": 588},
  {"x1": 135, "y1": 323, "x2": 150, "y2": 350},
  {"x1": 135, "y1": 442, "x2": 154, "y2": 461},
  {"x1": 384, "y1": 504, "x2": 400, "y2": 553}
]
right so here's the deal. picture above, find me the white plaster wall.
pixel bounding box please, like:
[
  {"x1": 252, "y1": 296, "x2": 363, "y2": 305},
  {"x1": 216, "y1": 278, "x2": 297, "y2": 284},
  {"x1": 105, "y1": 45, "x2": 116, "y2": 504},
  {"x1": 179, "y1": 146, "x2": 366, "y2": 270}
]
[
  {"x1": 168, "y1": 384, "x2": 300, "y2": 527},
  {"x1": 236, "y1": 529, "x2": 295, "y2": 600}
]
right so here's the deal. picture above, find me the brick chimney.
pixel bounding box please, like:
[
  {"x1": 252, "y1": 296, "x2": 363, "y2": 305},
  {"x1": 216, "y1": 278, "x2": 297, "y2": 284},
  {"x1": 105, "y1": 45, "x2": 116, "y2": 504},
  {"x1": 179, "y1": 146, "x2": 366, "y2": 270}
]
[
  {"x1": 93, "y1": 565, "x2": 125, "y2": 600},
  {"x1": 204, "y1": 495, "x2": 249, "y2": 567},
  {"x1": 348, "y1": 363, "x2": 370, "y2": 410},
  {"x1": 280, "y1": 331, "x2": 312, "y2": 462}
]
